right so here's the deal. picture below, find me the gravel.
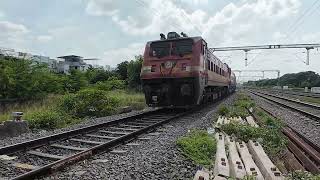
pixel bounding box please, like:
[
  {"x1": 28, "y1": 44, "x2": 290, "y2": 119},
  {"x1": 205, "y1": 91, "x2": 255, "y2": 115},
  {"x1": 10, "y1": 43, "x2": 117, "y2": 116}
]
[
  {"x1": 248, "y1": 92, "x2": 320, "y2": 147},
  {"x1": 37, "y1": 94, "x2": 236, "y2": 180},
  {"x1": 0, "y1": 95, "x2": 236, "y2": 179}
]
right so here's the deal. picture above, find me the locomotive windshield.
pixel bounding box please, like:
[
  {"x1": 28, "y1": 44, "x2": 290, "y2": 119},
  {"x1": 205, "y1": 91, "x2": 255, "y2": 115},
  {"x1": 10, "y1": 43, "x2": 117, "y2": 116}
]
[
  {"x1": 172, "y1": 39, "x2": 193, "y2": 56},
  {"x1": 150, "y1": 41, "x2": 170, "y2": 58},
  {"x1": 150, "y1": 39, "x2": 193, "y2": 58}
]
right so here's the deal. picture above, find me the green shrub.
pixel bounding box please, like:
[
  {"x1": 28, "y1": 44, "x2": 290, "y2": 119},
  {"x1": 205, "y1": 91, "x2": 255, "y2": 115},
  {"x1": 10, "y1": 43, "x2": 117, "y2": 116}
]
[
  {"x1": 107, "y1": 90, "x2": 145, "y2": 110},
  {"x1": 26, "y1": 110, "x2": 73, "y2": 130},
  {"x1": 221, "y1": 123, "x2": 287, "y2": 157},
  {"x1": 229, "y1": 106, "x2": 249, "y2": 118},
  {"x1": 218, "y1": 105, "x2": 229, "y2": 116},
  {"x1": 177, "y1": 130, "x2": 216, "y2": 166},
  {"x1": 255, "y1": 108, "x2": 284, "y2": 129},
  {"x1": 287, "y1": 170, "x2": 320, "y2": 180},
  {"x1": 95, "y1": 78, "x2": 126, "y2": 91},
  {"x1": 60, "y1": 89, "x2": 120, "y2": 118}
]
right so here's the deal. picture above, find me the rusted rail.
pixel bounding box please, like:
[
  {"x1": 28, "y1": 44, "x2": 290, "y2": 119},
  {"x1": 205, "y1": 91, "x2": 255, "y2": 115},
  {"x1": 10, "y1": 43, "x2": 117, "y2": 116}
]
[{"x1": 251, "y1": 105, "x2": 320, "y2": 174}]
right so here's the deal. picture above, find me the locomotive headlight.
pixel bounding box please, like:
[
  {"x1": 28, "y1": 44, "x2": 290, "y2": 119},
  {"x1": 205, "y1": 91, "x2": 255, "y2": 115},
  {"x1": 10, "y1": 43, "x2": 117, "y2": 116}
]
[
  {"x1": 142, "y1": 66, "x2": 151, "y2": 72},
  {"x1": 181, "y1": 63, "x2": 191, "y2": 71},
  {"x1": 180, "y1": 84, "x2": 191, "y2": 96}
]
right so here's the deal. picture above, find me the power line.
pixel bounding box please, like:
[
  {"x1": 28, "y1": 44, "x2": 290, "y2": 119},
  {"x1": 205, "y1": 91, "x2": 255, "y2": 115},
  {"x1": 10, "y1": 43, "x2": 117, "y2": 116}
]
[
  {"x1": 284, "y1": 0, "x2": 320, "y2": 41},
  {"x1": 247, "y1": 0, "x2": 320, "y2": 65},
  {"x1": 180, "y1": 10, "x2": 202, "y2": 35},
  {"x1": 285, "y1": 0, "x2": 319, "y2": 34}
]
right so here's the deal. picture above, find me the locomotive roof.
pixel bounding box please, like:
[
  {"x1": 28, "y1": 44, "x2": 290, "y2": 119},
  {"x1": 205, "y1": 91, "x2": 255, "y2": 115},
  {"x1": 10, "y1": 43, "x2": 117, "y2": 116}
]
[{"x1": 147, "y1": 36, "x2": 202, "y2": 44}]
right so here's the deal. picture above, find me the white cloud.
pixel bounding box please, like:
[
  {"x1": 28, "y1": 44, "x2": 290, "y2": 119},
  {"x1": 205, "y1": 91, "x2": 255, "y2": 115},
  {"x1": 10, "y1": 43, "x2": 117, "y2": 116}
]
[
  {"x1": 85, "y1": 0, "x2": 301, "y2": 42},
  {"x1": 36, "y1": 35, "x2": 53, "y2": 43},
  {"x1": 0, "y1": 11, "x2": 4, "y2": 18},
  {"x1": 86, "y1": 0, "x2": 119, "y2": 16},
  {"x1": 0, "y1": 21, "x2": 29, "y2": 49},
  {"x1": 0, "y1": 21, "x2": 29, "y2": 37},
  {"x1": 85, "y1": 0, "x2": 309, "y2": 75},
  {"x1": 181, "y1": 0, "x2": 208, "y2": 5},
  {"x1": 202, "y1": 0, "x2": 301, "y2": 46},
  {"x1": 101, "y1": 43, "x2": 144, "y2": 67}
]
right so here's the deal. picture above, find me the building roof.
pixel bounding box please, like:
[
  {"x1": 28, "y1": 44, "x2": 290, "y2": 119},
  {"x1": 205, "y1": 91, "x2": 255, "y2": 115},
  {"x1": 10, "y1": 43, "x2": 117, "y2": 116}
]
[{"x1": 57, "y1": 55, "x2": 83, "y2": 59}]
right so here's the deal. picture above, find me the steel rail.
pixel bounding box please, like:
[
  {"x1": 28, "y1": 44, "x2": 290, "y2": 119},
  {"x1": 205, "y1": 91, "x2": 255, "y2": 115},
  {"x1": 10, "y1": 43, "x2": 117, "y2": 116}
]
[
  {"x1": 253, "y1": 105, "x2": 320, "y2": 174},
  {"x1": 256, "y1": 90, "x2": 320, "y2": 110},
  {"x1": 249, "y1": 90, "x2": 320, "y2": 121},
  {"x1": 0, "y1": 109, "x2": 160, "y2": 155},
  {"x1": 11, "y1": 110, "x2": 188, "y2": 180},
  {"x1": 274, "y1": 90, "x2": 320, "y2": 99}
]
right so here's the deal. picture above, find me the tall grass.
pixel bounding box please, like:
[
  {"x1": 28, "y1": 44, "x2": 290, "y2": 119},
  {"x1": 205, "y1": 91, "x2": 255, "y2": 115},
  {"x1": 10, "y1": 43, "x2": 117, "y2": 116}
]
[
  {"x1": 108, "y1": 90, "x2": 145, "y2": 111},
  {"x1": 177, "y1": 130, "x2": 217, "y2": 167},
  {"x1": 0, "y1": 95, "x2": 61, "y2": 123},
  {"x1": 0, "y1": 90, "x2": 146, "y2": 130}
]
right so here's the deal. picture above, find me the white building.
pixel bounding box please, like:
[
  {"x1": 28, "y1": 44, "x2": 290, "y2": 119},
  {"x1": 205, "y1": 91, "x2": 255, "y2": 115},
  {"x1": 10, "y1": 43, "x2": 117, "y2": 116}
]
[
  {"x1": 0, "y1": 48, "x2": 99, "y2": 74},
  {"x1": 57, "y1": 55, "x2": 92, "y2": 74}
]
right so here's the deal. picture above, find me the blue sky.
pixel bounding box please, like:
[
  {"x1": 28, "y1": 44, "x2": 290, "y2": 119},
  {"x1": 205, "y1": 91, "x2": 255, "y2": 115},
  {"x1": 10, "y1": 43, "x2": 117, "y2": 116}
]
[{"x1": 0, "y1": 0, "x2": 319, "y2": 81}]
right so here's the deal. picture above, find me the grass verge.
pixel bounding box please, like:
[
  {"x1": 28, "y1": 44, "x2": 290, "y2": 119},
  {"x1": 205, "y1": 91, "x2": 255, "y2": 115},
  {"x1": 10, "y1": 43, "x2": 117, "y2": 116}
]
[
  {"x1": 218, "y1": 93, "x2": 255, "y2": 118},
  {"x1": 176, "y1": 130, "x2": 216, "y2": 167},
  {"x1": 218, "y1": 92, "x2": 287, "y2": 158},
  {"x1": 300, "y1": 96, "x2": 320, "y2": 105},
  {"x1": 0, "y1": 90, "x2": 146, "y2": 130}
]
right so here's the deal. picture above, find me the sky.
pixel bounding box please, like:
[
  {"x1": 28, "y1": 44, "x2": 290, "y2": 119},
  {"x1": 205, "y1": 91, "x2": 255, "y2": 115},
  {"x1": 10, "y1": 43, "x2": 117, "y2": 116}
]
[{"x1": 0, "y1": 0, "x2": 319, "y2": 81}]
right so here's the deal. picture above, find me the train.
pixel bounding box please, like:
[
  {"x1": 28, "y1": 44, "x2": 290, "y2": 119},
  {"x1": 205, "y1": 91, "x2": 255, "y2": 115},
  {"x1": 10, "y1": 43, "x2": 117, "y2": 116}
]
[{"x1": 140, "y1": 32, "x2": 236, "y2": 107}]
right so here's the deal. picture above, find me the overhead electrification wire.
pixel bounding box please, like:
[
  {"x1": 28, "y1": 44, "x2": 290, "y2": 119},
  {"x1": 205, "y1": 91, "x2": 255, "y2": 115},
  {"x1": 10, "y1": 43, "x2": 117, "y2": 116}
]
[
  {"x1": 247, "y1": 0, "x2": 320, "y2": 66},
  {"x1": 284, "y1": 0, "x2": 320, "y2": 41},
  {"x1": 180, "y1": 10, "x2": 203, "y2": 35}
]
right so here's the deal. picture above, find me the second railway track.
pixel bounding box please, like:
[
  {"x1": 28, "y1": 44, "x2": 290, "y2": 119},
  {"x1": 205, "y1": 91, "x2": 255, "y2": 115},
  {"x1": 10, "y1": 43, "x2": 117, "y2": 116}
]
[
  {"x1": 0, "y1": 108, "x2": 189, "y2": 180},
  {"x1": 248, "y1": 90, "x2": 320, "y2": 123},
  {"x1": 252, "y1": 106, "x2": 320, "y2": 174}
]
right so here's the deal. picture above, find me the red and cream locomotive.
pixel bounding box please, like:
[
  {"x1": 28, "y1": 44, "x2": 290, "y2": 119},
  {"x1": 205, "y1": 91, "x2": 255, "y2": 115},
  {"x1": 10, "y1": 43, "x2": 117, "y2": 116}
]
[{"x1": 140, "y1": 32, "x2": 236, "y2": 107}]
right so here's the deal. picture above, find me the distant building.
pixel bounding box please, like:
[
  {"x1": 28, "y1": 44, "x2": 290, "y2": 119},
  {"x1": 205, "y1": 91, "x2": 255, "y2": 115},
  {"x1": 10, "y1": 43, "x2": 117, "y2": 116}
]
[
  {"x1": 57, "y1": 55, "x2": 91, "y2": 74},
  {"x1": 0, "y1": 48, "x2": 99, "y2": 74}
]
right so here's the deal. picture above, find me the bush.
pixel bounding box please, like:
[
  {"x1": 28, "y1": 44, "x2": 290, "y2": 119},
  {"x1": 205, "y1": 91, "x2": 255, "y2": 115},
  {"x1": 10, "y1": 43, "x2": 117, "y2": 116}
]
[
  {"x1": 60, "y1": 89, "x2": 120, "y2": 118},
  {"x1": 287, "y1": 170, "x2": 320, "y2": 180},
  {"x1": 254, "y1": 108, "x2": 284, "y2": 129},
  {"x1": 107, "y1": 90, "x2": 145, "y2": 110},
  {"x1": 177, "y1": 130, "x2": 216, "y2": 166},
  {"x1": 94, "y1": 78, "x2": 126, "y2": 91},
  {"x1": 27, "y1": 110, "x2": 74, "y2": 130},
  {"x1": 221, "y1": 123, "x2": 287, "y2": 157},
  {"x1": 218, "y1": 105, "x2": 229, "y2": 116}
]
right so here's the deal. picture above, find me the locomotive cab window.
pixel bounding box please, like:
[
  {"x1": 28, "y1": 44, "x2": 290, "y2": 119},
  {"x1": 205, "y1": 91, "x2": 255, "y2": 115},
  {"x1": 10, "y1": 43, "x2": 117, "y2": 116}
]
[
  {"x1": 172, "y1": 39, "x2": 193, "y2": 56},
  {"x1": 150, "y1": 41, "x2": 170, "y2": 58}
]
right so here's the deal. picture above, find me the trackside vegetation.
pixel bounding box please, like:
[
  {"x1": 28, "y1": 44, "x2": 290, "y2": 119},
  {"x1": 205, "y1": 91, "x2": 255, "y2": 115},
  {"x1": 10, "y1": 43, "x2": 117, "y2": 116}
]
[
  {"x1": 244, "y1": 71, "x2": 320, "y2": 88},
  {"x1": 218, "y1": 93, "x2": 287, "y2": 158},
  {"x1": 0, "y1": 55, "x2": 145, "y2": 129},
  {"x1": 176, "y1": 130, "x2": 217, "y2": 167}
]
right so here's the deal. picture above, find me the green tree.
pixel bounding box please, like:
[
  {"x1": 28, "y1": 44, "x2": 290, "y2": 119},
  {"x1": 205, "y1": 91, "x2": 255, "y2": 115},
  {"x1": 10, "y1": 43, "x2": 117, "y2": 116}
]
[
  {"x1": 127, "y1": 55, "x2": 143, "y2": 89},
  {"x1": 65, "y1": 70, "x2": 88, "y2": 92},
  {"x1": 116, "y1": 61, "x2": 128, "y2": 80}
]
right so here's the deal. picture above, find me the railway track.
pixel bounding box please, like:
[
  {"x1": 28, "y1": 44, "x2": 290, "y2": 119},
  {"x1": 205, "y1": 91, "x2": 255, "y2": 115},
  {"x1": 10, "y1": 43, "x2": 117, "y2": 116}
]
[
  {"x1": 0, "y1": 108, "x2": 188, "y2": 179},
  {"x1": 272, "y1": 90, "x2": 320, "y2": 99},
  {"x1": 251, "y1": 105, "x2": 320, "y2": 174},
  {"x1": 248, "y1": 90, "x2": 320, "y2": 123}
]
